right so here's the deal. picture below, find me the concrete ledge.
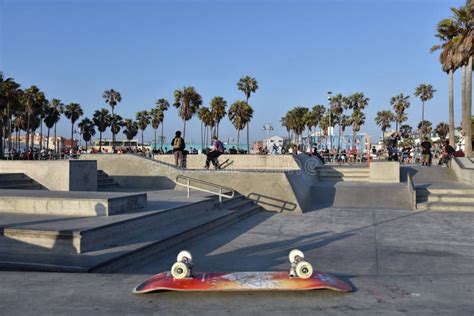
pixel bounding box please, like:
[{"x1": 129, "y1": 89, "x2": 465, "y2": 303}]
[
  {"x1": 0, "y1": 190, "x2": 147, "y2": 216},
  {"x1": 0, "y1": 160, "x2": 98, "y2": 191},
  {"x1": 369, "y1": 161, "x2": 400, "y2": 183},
  {"x1": 153, "y1": 154, "x2": 304, "y2": 170},
  {"x1": 451, "y1": 157, "x2": 474, "y2": 185}
]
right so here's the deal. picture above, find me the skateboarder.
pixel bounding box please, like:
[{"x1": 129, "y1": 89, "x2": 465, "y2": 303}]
[
  {"x1": 171, "y1": 131, "x2": 185, "y2": 168},
  {"x1": 205, "y1": 136, "x2": 224, "y2": 169}
]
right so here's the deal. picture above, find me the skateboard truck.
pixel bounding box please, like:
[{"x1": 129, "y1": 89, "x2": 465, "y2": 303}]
[
  {"x1": 171, "y1": 250, "x2": 193, "y2": 279},
  {"x1": 288, "y1": 249, "x2": 313, "y2": 279}
]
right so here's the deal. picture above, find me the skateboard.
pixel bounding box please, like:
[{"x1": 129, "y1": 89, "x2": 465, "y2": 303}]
[
  {"x1": 217, "y1": 159, "x2": 233, "y2": 170},
  {"x1": 133, "y1": 250, "x2": 352, "y2": 293}
]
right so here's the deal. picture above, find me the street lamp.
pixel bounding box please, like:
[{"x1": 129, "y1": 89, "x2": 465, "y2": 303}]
[
  {"x1": 327, "y1": 91, "x2": 332, "y2": 150},
  {"x1": 262, "y1": 123, "x2": 274, "y2": 148}
]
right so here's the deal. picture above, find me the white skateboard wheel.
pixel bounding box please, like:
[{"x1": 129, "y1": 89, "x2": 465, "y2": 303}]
[
  {"x1": 295, "y1": 261, "x2": 313, "y2": 279},
  {"x1": 171, "y1": 262, "x2": 189, "y2": 279},
  {"x1": 177, "y1": 250, "x2": 192, "y2": 263},
  {"x1": 289, "y1": 249, "x2": 304, "y2": 263}
]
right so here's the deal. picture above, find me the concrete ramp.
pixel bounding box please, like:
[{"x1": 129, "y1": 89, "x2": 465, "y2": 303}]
[{"x1": 0, "y1": 190, "x2": 147, "y2": 216}]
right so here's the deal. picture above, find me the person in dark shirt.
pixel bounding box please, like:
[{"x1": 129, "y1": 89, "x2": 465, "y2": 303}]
[
  {"x1": 171, "y1": 131, "x2": 185, "y2": 167},
  {"x1": 439, "y1": 140, "x2": 455, "y2": 167},
  {"x1": 387, "y1": 132, "x2": 400, "y2": 161},
  {"x1": 205, "y1": 136, "x2": 224, "y2": 169},
  {"x1": 420, "y1": 137, "x2": 432, "y2": 166}
]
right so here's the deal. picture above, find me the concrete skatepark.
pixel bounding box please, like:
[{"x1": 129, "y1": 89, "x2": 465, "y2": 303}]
[{"x1": 0, "y1": 154, "x2": 473, "y2": 314}]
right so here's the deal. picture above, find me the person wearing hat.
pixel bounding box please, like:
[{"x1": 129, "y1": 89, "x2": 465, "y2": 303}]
[{"x1": 171, "y1": 131, "x2": 185, "y2": 167}]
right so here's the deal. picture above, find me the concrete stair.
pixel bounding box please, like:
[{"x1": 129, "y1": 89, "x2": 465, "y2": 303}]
[
  {"x1": 97, "y1": 170, "x2": 120, "y2": 191},
  {"x1": 317, "y1": 166, "x2": 370, "y2": 182},
  {"x1": 0, "y1": 173, "x2": 45, "y2": 190},
  {"x1": 0, "y1": 193, "x2": 262, "y2": 272},
  {"x1": 416, "y1": 187, "x2": 474, "y2": 212}
]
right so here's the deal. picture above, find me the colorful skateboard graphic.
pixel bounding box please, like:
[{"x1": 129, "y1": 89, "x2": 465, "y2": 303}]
[{"x1": 133, "y1": 250, "x2": 352, "y2": 293}]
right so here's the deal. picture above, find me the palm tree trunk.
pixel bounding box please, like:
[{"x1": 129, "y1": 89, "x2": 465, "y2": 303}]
[
  {"x1": 237, "y1": 128, "x2": 240, "y2": 151},
  {"x1": 449, "y1": 69, "x2": 455, "y2": 147},
  {"x1": 39, "y1": 118, "x2": 43, "y2": 152},
  {"x1": 462, "y1": 64, "x2": 467, "y2": 144},
  {"x1": 71, "y1": 122, "x2": 74, "y2": 149},
  {"x1": 154, "y1": 128, "x2": 157, "y2": 151},
  {"x1": 141, "y1": 129, "x2": 144, "y2": 152},
  {"x1": 46, "y1": 128, "x2": 50, "y2": 153},
  {"x1": 99, "y1": 132, "x2": 103, "y2": 152},
  {"x1": 183, "y1": 120, "x2": 186, "y2": 141},
  {"x1": 160, "y1": 123, "x2": 164, "y2": 151},
  {"x1": 466, "y1": 56, "x2": 472, "y2": 156},
  {"x1": 26, "y1": 113, "x2": 30, "y2": 152},
  {"x1": 200, "y1": 122, "x2": 203, "y2": 152},
  {"x1": 54, "y1": 123, "x2": 57, "y2": 154},
  {"x1": 111, "y1": 106, "x2": 115, "y2": 150}
]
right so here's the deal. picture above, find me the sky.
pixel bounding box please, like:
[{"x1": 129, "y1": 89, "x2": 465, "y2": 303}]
[{"x1": 0, "y1": 0, "x2": 468, "y2": 145}]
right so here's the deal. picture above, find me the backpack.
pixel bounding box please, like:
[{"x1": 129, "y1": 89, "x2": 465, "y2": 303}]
[{"x1": 173, "y1": 137, "x2": 183, "y2": 150}]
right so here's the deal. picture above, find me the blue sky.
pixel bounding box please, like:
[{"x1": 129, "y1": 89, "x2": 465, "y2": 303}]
[{"x1": 0, "y1": 0, "x2": 467, "y2": 145}]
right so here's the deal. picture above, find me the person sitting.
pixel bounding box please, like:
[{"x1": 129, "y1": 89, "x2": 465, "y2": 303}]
[
  {"x1": 438, "y1": 140, "x2": 455, "y2": 167},
  {"x1": 205, "y1": 136, "x2": 224, "y2": 169}
]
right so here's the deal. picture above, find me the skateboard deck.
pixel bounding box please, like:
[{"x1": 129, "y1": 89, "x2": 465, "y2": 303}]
[
  {"x1": 133, "y1": 271, "x2": 352, "y2": 293},
  {"x1": 218, "y1": 159, "x2": 233, "y2": 170}
]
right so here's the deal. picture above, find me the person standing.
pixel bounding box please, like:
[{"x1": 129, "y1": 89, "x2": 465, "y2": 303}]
[
  {"x1": 420, "y1": 137, "x2": 432, "y2": 167},
  {"x1": 386, "y1": 132, "x2": 400, "y2": 161},
  {"x1": 171, "y1": 131, "x2": 185, "y2": 168}
]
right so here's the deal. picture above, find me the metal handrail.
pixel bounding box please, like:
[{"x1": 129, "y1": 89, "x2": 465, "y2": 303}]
[{"x1": 175, "y1": 175, "x2": 235, "y2": 204}]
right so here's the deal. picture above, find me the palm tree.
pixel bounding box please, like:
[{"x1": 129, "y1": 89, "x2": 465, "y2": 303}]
[
  {"x1": 390, "y1": 93, "x2": 411, "y2": 132},
  {"x1": 78, "y1": 118, "x2": 96, "y2": 151},
  {"x1": 50, "y1": 98, "x2": 64, "y2": 153},
  {"x1": 287, "y1": 107, "x2": 309, "y2": 145},
  {"x1": 431, "y1": 3, "x2": 467, "y2": 147},
  {"x1": 329, "y1": 94, "x2": 347, "y2": 149},
  {"x1": 319, "y1": 114, "x2": 330, "y2": 148},
  {"x1": 280, "y1": 116, "x2": 291, "y2": 140},
  {"x1": 399, "y1": 124, "x2": 413, "y2": 139},
  {"x1": 345, "y1": 93, "x2": 369, "y2": 147},
  {"x1": 173, "y1": 87, "x2": 202, "y2": 140},
  {"x1": 92, "y1": 108, "x2": 111, "y2": 152},
  {"x1": 103, "y1": 89, "x2": 122, "y2": 149},
  {"x1": 228, "y1": 100, "x2": 253, "y2": 151},
  {"x1": 349, "y1": 109, "x2": 366, "y2": 149},
  {"x1": 374, "y1": 110, "x2": 395, "y2": 145},
  {"x1": 418, "y1": 120, "x2": 433, "y2": 137},
  {"x1": 150, "y1": 108, "x2": 163, "y2": 151},
  {"x1": 64, "y1": 103, "x2": 83, "y2": 149},
  {"x1": 122, "y1": 119, "x2": 139, "y2": 148},
  {"x1": 210, "y1": 96, "x2": 227, "y2": 138},
  {"x1": 0, "y1": 74, "x2": 21, "y2": 155},
  {"x1": 198, "y1": 107, "x2": 211, "y2": 149},
  {"x1": 435, "y1": 122, "x2": 450, "y2": 140},
  {"x1": 414, "y1": 84, "x2": 436, "y2": 141},
  {"x1": 44, "y1": 104, "x2": 61, "y2": 152},
  {"x1": 340, "y1": 114, "x2": 351, "y2": 148},
  {"x1": 155, "y1": 98, "x2": 170, "y2": 150},
  {"x1": 136, "y1": 111, "x2": 150, "y2": 151},
  {"x1": 110, "y1": 114, "x2": 123, "y2": 148},
  {"x1": 23, "y1": 86, "x2": 46, "y2": 152},
  {"x1": 237, "y1": 76, "x2": 258, "y2": 153}
]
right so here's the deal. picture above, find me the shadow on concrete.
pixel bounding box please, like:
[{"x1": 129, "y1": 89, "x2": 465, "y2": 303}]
[
  {"x1": 400, "y1": 166, "x2": 419, "y2": 183},
  {"x1": 247, "y1": 193, "x2": 298, "y2": 213},
  {"x1": 112, "y1": 176, "x2": 176, "y2": 190}
]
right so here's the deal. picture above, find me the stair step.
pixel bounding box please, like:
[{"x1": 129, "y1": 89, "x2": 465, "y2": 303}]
[
  {"x1": 416, "y1": 202, "x2": 474, "y2": 212},
  {"x1": 417, "y1": 194, "x2": 474, "y2": 204},
  {"x1": 0, "y1": 178, "x2": 35, "y2": 186},
  {"x1": 92, "y1": 203, "x2": 261, "y2": 272},
  {"x1": 0, "y1": 183, "x2": 43, "y2": 190},
  {"x1": 98, "y1": 178, "x2": 115, "y2": 184},
  {"x1": 416, "y1": 188, "x2": 474, "y2": 195},
  {"x1": 0, "y1": 173, "x2": 28, "y2": 180}
]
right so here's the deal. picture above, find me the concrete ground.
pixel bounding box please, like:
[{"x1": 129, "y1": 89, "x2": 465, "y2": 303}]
[{"x1": 1, "y1": 207, "x2": 473, "y2": 315}]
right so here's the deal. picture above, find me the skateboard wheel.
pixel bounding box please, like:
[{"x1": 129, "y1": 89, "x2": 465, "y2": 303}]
[
  {"x1": 171, "y1": 262, "x2": 190, "y2": 279},
  {"x1": 295, "y1": 261, "x2": 313, "y2": 279},
  {"x1": 177, "y1": 250, "x2": 192, "y2": 263},
  {"x1": 289, "y1": 249, "x2": 304, "y2": 263}
]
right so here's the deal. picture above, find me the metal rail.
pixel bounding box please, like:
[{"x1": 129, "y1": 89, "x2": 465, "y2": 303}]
[{"x1": 175, "y1": 175, "x2": 235, "y2": 204}]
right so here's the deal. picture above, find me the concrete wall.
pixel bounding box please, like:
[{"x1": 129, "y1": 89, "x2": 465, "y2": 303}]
[
  {"x1": 369, "y1": 161, "x2": 400, "y2": 183},
  {"x1": 0, "y1": 160, "x2": 97, "y2": 191},
  {"x1": 80, "y1": 154, "x2": 323, "y2": 214},
  {"x1": 153, "y1": 154, "x2": 305, "y2": 170},
  {"x1": 451, "y1": 157, "x2": 474, "y2": 185}
]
